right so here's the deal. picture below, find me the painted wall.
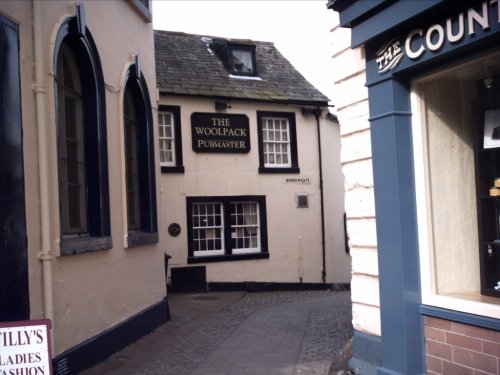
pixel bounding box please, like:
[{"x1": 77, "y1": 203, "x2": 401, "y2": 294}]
[
  {"x1": 159, "y1": 95, "x2": 350, "y2": 285},
  {"x1": 1, "y1": 0, "x2": 165, "y2": 355},
  {"x1": 329, "y1": 13, "x2": 381, "y2": 336}
]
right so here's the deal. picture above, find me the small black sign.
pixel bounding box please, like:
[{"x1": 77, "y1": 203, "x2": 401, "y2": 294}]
[{"x1": 191, "y1": 112, "x2": 250, "y2": 153}]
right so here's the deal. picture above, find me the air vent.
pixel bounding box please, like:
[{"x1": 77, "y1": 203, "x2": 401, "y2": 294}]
[{"x1": 296, "y1": 193, "x2": 309, "y2": 208}]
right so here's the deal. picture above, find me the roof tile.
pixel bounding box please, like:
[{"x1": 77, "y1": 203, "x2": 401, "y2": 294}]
[{"x1": 154, "y1": 30, "x2": 329, "y2": 104}]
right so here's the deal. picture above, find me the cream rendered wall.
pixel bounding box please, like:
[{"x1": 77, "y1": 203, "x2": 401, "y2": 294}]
[
  {"x1": 1, "y1": 0, "x2": 165, "y2": 355},
  {"x1": 159, "y1": 95, "x2": 350, "y2": 284},
  {"x1": 330, "y1": 14, "x2": 381, "y2": 336},
  {"x1": 323, "y1": 112, "x2": 351, "y2": 284},
  {"x1": 0, "y1": 0, "x2": 44, "y2": 327}
]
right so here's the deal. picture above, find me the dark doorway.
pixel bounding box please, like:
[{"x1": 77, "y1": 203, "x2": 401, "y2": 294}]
[{"x1": 0, "y1": 15, "x2": 29, "y2": 321}]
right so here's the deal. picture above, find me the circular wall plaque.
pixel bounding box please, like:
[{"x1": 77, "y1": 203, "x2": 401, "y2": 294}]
[{"x1": 168, "y1": 223, "x2": 181, "y2": 237}]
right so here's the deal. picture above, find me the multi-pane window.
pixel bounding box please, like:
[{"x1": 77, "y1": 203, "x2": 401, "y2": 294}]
[
  {"x1": 158, "y1": 105, "x2": 183, "y2": 173},
  {"x1": 54, "y1": 12, "x2": 111, "y2": 255},
  {"x1": 124, "y1": 88, "x2": 141, "y2": 231},
  {"x1": 257, "y1": 111, "x2": 299, "y2": 173},
  {"x1": 159, "y1": 111, "x2": 175, "y2": 167},
  {"x1": 230, "y1": 202, "x2": 260, "y2": 254},
  {"x1": 191, "y1": 203, "x2": 224, "y2": 257},
  {"x1": 57, "y1": 43, "x2": 87, "y2": 235},
  {"x1": 187, "y1": 196, "x2": 268, "y2": 262},
  {"x1": 123, "y1": 63, "x2": 158, "y2": 247},
  {"x1": 262, "y1": 117, "x2": 291, "y2": 167}
]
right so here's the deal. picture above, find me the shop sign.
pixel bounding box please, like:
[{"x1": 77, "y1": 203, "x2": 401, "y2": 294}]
[
  {"x1": 191, "y1": 112, "x2": 250, "y2": 153},
  {"x1": 376, "y1": 0, "x2": 499, "y2": 74},
  {"x1": 0, "y1": 320, "x2": 52, "y2": 375}
]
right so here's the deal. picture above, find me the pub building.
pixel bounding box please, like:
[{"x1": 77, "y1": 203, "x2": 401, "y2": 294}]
[
  {"x1": 154, "y1": 30, "x2": 350, "y2": 292},
  {"x1": 328, "y1": 0, "x2": 500, "y2": 374}
]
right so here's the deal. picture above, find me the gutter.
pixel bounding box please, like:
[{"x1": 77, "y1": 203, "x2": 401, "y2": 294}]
[
  {"x1": 314, "y1": 108, "x2": 327, "y2": 283},
  {"x1": 33, "y1": 0, "x2": 55, "y2": 350},
  {"x1": 157, "y1": 90, "x2": 333, "y2": 108}
]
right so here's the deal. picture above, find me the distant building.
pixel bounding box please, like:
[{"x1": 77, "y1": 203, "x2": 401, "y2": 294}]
[
  {"x1": 0, "y1": 1, "x2": 167, "y2": 373},
  {"x1": 154, "y1": 30, "x2": 350, "y2": 292},
  {"x1": 329, "y1": 0, "x2": 500, "y2": 374}
]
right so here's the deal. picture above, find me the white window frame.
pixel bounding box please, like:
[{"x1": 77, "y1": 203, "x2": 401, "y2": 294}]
[
  {"x1": 230, "y1": 201, "x2": 261, "y2": 255},
  {"x1": 191, "y1": 202, "x2": 225, "y2": 257},
  {"x1": 158, "y1": 110, "x2": 176, "y2": 167},
  {"x1": 262, "y1": 117, "x2": 291, "y2": 168},
  {"x1": 411, "y1": 71, "x2": 500, "y2": 319}
]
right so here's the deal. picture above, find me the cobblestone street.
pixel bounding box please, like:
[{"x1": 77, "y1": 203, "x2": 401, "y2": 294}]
[{"x1": 81, "y1": 290, "x2": 352, "y2": 375}]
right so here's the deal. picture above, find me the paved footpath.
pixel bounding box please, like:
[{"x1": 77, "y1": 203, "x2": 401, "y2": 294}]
[{"x1": 80, "y1": 290, "x2": 352, "y2": 375}]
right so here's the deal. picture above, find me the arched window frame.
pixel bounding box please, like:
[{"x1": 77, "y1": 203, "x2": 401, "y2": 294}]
[
  {"x1": 54, "y1": 5, "x2": 111, "y2": 255},
  {"x1": 123, "y1": 60, "x2": 158, "y2": 247}
]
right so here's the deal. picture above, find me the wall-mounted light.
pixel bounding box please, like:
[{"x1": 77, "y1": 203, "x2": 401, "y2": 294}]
[{"x1": 215, "y1": 100, "x2": 228, "y2": 111}]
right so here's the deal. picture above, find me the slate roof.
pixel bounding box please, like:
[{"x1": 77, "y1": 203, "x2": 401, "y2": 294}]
[{"x1": 154, "y1": 30, "x2": 329, "y2": 105}]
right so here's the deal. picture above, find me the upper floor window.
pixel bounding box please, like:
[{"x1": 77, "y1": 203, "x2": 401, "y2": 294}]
[
  {"x1": 54, "y1": 7, "x2": 111, "y2": 255},
  {"x1": 123, "y1": 62, "x2": 158, "y2": 247},
  {"x1": 229, "y1": 45, "x2": 256, "y2": 76},
  {"x1": 158, "y1": 105, "x2": 184, "y2": 173},
  {"x1": 257, "y1": 111, "x2": 299, "y2": 174}
]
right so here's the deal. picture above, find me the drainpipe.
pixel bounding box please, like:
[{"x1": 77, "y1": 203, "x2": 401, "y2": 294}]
[
  {"x1": 33, "y1": 0, "x2": 55, "y2": 349},
  {"x1": 302, "y1": 107, "x2": 327, "y2": 283},
  {"x1": 313, "y1": 108, "x2": 327, "y2": 283}
]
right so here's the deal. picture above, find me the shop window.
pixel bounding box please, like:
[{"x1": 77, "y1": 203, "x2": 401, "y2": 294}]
[
  {"x1": 257, "y1": 111, "x2": 299, "y2": 173},
  {"x1": 412, "y1": 50, "x2": 500, "y2": 317},
  {"x1": 158, "y1": 105, "x2": 184, "y2": 173},
  {"x1": 123, "y1": 63, "x2": 158, "y2": 247},
  {"x1": 229, "y1": 45, "x2": 256, "y2": 76},
  {"x1": 54, "y1": 11, "x2": 111, "y2": 255},
  {"x1": 187, "y1": 196, "x2": 269, "y2": 263}
]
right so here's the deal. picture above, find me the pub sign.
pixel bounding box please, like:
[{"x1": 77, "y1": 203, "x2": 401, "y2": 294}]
[{"x1": 191, "y1": 112, "x2": 250, "y2": 153}]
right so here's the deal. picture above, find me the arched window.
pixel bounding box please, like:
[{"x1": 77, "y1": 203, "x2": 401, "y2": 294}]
[
  {"x1": 54, "y1": 5, "x2": 110, "y2": 255},
  {"x1": 57, "y1": 42, "x2": 86, "y2": 235},
  {"x1": 123, "y1": 62, "x2": 158, "y2": 247}
]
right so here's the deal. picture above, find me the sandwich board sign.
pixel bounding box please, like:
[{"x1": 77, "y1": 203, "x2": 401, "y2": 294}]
[{"x1": 0, "y1": 320, "x2": 52, "y2": 375}]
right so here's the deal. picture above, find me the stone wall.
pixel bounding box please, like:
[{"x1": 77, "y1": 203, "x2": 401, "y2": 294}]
[{"x1": 330, "y1": 14, "x2": 380, "y2": 336}]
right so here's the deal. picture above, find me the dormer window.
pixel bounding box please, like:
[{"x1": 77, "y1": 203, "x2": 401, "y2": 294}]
[{"x1": 230, "y1": 45, "x2": 256, "y2": 76}]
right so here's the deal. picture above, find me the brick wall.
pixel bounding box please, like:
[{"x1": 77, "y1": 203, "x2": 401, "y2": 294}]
[{"x1": 424, "y1": 316, "x2": 500, "y2": 375}]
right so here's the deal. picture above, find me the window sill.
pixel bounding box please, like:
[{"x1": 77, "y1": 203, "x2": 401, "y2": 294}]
[
  {"x1": 161, "y1": 165, "x2": 185, "y2": 173},
  {"x1": 60, "y1": 236, "x2": 112, "y2": 256},
  {"x1": 188, "y1": 252, "x2": 269, "y2": 264},
  {"x1": 127, "y1": 231, "x2": 159, "y2": 248},
  {"x1": 259, "y1": 167, "x2": 300, "y2": 174},
  {"x1": 421, "y1": 292, "x2": 500, "y2": 320}
]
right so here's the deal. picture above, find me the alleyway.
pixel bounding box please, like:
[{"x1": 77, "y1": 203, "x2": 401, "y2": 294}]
[{"x1": 80, "y1": 290, "x2": 352, "y2": 375}]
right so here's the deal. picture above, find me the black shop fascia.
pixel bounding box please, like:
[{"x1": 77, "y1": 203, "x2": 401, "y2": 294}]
[{"x1": 191, "y1": 112, "x2": 250, "y2": 153}]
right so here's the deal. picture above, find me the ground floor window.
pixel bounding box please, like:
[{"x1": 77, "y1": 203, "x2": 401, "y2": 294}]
[
  {"x1": 412, "y1": 49, "x2": 500, "y2": 318},
  {"x1": 187, "y1": 196, "x2": 268, "y2": 263}
]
